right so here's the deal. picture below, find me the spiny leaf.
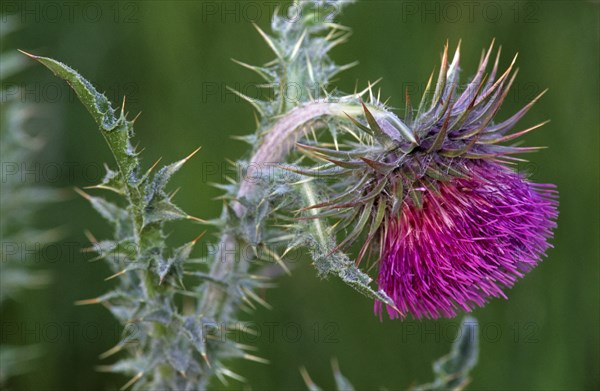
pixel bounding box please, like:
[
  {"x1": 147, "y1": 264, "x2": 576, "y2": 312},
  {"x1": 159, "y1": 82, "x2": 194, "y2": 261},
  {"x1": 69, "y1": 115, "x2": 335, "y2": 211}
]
[
  {"x1": 143, "y1": 199, "x2": 190, "y2": 226},
  {"x1": 19, "y1": 51, "x2": 118, "y2": 130},
  {"x1": 25, "y1": 52, "x2": 139, "y2": 194},
  {"x1": 181, "y1": 316, "x2": 207, "y2": 360},
  {"x1": 85, "y1": 165, "x2": 125, "y2": 195},
  {"x1": 74, "y1": 188, "x2": 127, "y2": 223},
  {"x1": 145, "y1": 147, "x2": 201, "y2": 202}
]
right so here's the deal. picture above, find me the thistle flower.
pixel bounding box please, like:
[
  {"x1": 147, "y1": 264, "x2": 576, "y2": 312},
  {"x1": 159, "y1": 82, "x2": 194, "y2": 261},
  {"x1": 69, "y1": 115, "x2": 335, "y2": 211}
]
[
  {"x1": 375, "y1": 160, "x2": 558, "y2": 319},
  {"x1": 296, "y1": 42, "x2": 558, "y2": 319}
]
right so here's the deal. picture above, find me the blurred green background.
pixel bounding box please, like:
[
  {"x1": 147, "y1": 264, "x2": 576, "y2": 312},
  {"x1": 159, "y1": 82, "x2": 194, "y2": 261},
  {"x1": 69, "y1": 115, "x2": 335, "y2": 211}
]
[{"x1": 2, "y1": 0, "x2": 598, "y2": 390}]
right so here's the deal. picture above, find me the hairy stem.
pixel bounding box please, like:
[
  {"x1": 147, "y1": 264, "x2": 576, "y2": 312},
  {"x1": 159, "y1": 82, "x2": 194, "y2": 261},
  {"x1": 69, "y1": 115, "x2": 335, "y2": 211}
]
[
  {"x1": 301, "y1": 181, "x2": 328, "y2": 246},
  {"x1": 199, "y1": 101, "x2": 365, "y2": 320}
]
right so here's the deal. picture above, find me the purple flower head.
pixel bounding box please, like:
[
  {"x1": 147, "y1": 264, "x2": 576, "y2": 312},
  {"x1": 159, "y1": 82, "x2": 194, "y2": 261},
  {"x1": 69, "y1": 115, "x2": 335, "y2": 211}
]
[
  {"x1": 295, "y1": 42, "x2": 558, "y2": 319},
  {"x1": 375, "y1": 160, "x2": 558, "y2": 319}
]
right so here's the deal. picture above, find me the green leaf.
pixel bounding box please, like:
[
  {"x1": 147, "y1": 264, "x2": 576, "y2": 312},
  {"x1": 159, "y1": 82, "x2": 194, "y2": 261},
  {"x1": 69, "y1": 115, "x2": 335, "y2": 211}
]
[
  {"x1": 75, "y1": 188, "x2": 126, "y2": 223},
  {"x1": 145, "y1": 147, "x2": 202, "y2": 203},
  {"x1": 19, "y1": 51, "x2": 117, "y2": 130},
  {"x1": 88, "y1": 165, "x2": 126, "y2": 195},
  {"x1": 24, "y1": 51, "x2": 140, "y2": 219},
  {"x1": 181, "y1": 316, "x2": 207, "y2": 359},
  {"x1": 143, "y1": 199, "x2": 190, "y2": 226}
]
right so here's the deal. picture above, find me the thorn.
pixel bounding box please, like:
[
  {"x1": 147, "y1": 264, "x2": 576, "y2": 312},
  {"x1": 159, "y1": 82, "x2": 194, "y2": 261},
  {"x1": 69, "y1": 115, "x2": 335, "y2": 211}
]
[
  {"x1": 121, "y1": 95, "x2": 126, "y2": 117},
  {"x1": 82, "y1": 184, "x2": 122, "y2": 194},
  {"x1": 260, "y1": 246, "x2": 291, "y2": 276},
  {"x1": 243, "y1": 353, "x2": 270, "y2": 364},
  {"x1": 487, "y1": 38, "x2": 496, "y2": 58},
  {"x1": 388, "y1": 301, "x2": 403, "y2": 318},
  {"x1": 131, "y1": 111, "x2": 142, "y2": 123},
  {"x1": 83, "y1": 230, "x2": 98, "y2": 244},
  {"x1": 299, "y1": 367, "x2": 316, "y2": 388},
  {"x1": 168, "y1": 187, "x2": 181, "y2": 200},
  {"x1": 120, "y1": 372, "x2": 143, "y2": 391},
  {"x1": 215, "y1": 371, "x2": 228, "y2": 386},
  {"x1": 144, "y1": 157, "x2": 163, "y2": 177},
  {"x1": 191, "y1": 231, "x2": 207, "y2": 245},
  {"x1": 75, "y1": 297, "x2": 102, "y2": 305},
  {"x1": 253, "y1": 111, "x2": 260, "y2": 128},
  {"x1": 242, "y1": 286, "x2": 273, "y2": 310},
  {"x1": 95, "y1": 365, "x2": 114, "y2": 373},
  {"x1": 234, "y1": 342, "x2": 259, "y2": 352},
  {"x1": 105, "y1": 269, "x2": 127, "y2": 281},
  {"x1": 305, "y1": 52, "x2": 315, "y2": 83},
  {"x1": 253, "y1": 23, "x2": 281, "y2": 59},
  {"x1": 99, "y1": 343, "x2": 123, "y2": 359},
  {"x1": 81, "y1": 246, "x2": 97, "y2": 254},
  {"x1": 290, "y1": 29, "x2": 307, "y2": 61},
  {"x1": 355, "y1": 78, "x2": 382, "y2": 98},
  {"x1": 480, "y1": 119, "x2": 550, "y2": 144},
  {"x1": 231, "y1": 58, "x2": 270, "y2": 81},
  {"x1": 201, "y1": 352, "x2": 211, "y2": 368},
  {"x1": 368, "y1": 81, "x2": 374, "y2": 103},
  {"x1": 331, "y1": 357, "x2": 341, "y2": 373},
  {"x1": 280, "y1": 246, "x2": 296, "y2": 260},
  {"x1": 187, "y1": 215, "x2": 208, "y2": 223},
  {"x1": 336, "y1": 61, "x2": 359, "y2": 75},
  {"x1": 531, "y1": 87, "x2": 549, "y2": 102},
  {"x1": 17, "y1": 49, "x2": 38, "y2": 59},
  {"x1": 183, "y1": 146, "x2": 202, "y2": 162},
  {"x1": 73, "y1": 187, "x2": 91, "y2": 200},
  {"x1": 448, "y1": 39, "x2": 461, "y2": 74},
  {"x1": 226, "y1": 86, "x2": 265, "y2": 115}
]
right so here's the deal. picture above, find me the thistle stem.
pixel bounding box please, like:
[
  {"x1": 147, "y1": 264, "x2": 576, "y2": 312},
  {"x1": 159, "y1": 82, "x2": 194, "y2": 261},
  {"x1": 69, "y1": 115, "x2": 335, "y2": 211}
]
[
  {"x1": 199, "y1": 101, "x2": 356, "y2": 320},
  {"x1": 300, "y1": 181, "x2": 328, "y2": 247}
]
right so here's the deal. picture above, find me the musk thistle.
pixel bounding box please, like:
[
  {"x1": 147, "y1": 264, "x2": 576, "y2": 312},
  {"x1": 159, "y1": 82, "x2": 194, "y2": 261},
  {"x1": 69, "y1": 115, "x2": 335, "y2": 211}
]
[
  {"x1": 296, "y1": 42, "x2": 558, "y2": 319},
  {"x1": 20, "y1": 0, "x2": 557, "y2": 387}
]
